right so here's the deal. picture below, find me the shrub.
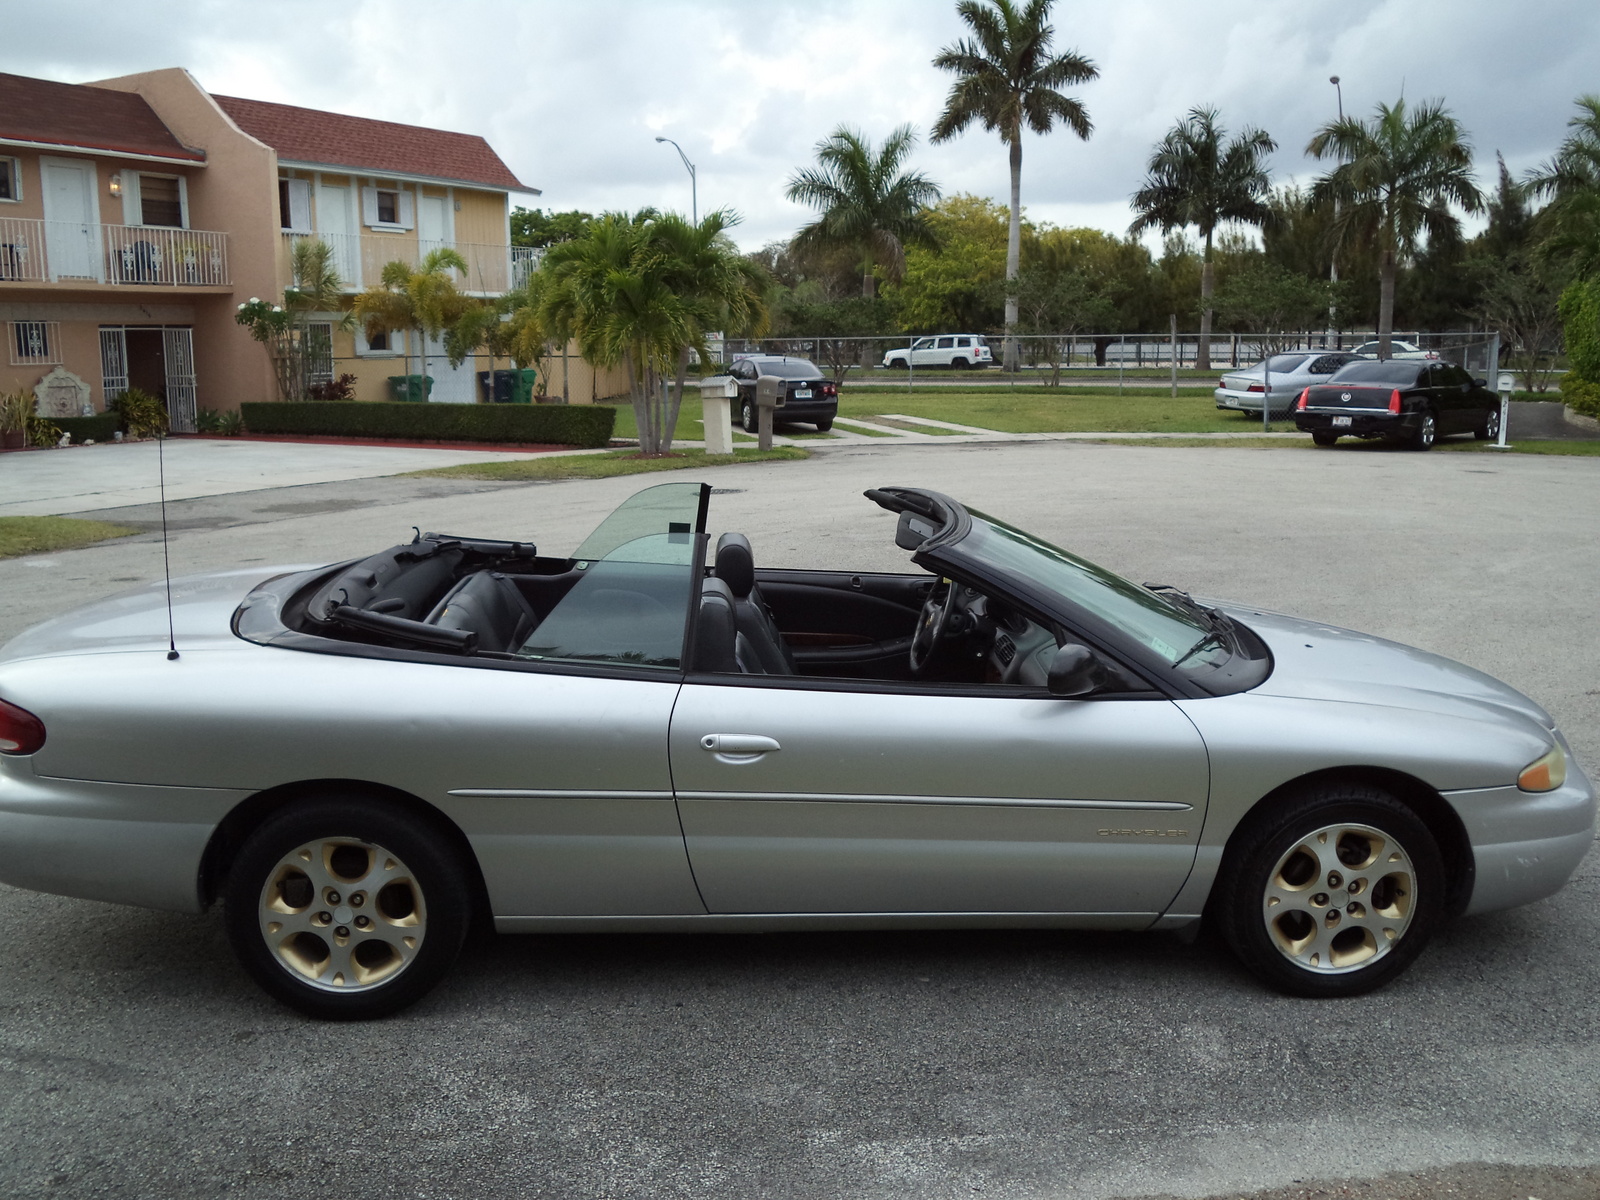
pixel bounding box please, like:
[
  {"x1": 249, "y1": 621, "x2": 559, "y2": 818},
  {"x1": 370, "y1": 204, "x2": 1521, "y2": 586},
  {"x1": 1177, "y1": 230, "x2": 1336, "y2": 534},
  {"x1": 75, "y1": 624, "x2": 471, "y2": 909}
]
[
  {"x1": 27, "y1": 415, "x2": 62, "y2": 447},
  {"x1": 216, "y1": 410, "x2": 245, "y2": 436},
  {"x1": 52, "y1": 414, "x2": 118, "y2": 443},
  {"x1": 111, "y1": 388, "x2": 169, "y2": 438},
  {"x1": 308, "y1": 373, "x2": 358, "y2": 401},
  {"x1": 1563, "y1": 376, "x2": 1600, "y2": 418},
  {"x1": 237, "y1": 401, "x2": 617, "y2": 448}
]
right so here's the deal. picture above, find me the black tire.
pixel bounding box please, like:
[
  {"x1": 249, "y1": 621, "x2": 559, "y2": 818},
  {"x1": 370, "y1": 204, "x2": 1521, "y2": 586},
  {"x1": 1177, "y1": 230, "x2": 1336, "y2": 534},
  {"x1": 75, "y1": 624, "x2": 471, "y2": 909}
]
[
  {"x1": 223, "y1": 797, "x2": 472, "y2": 1020},
  {"x1": 951, "y1": 357, "x2": 969, "y2": 370},
  {"x1": 1311, "y1": 431, "x2": 1338, "y2": 447},
  {"x1": 815, "y1": 418, "x2": 833, "y2": 432},
  {"x1": 1409, "y1": 409, "x2": 1437, "y2": 451},
  {"x1": 1475, "y1": 405, "x2": 1500, "y2": 441},
  {"x1": 741, "y1": 398, "x2": 757, "y2": 433},
  {"x1": 1210, "y1": 783, "x2": 1445, "y2": 998}
]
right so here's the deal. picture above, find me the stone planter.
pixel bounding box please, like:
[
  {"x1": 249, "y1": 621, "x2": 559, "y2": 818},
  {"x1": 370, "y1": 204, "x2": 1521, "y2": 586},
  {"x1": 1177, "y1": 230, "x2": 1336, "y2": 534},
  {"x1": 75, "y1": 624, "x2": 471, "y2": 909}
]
[
  {"x1": 1, "y1": 430, "x2": 26, "y2": 451},
  {"x1": 1564, "y1": 405, "x2": 1600, "y2": 432}
]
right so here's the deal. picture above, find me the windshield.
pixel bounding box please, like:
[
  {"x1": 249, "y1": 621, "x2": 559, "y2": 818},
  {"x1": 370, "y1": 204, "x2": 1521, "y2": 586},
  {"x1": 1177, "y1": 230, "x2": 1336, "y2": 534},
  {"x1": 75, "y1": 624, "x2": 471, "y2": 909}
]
[
  {"x1": 961, "y1": 509, "x2": 1223, "y2": 668},
  {"x1": 1329, "y1": 360, "x2": 1424, "y2": 384}
]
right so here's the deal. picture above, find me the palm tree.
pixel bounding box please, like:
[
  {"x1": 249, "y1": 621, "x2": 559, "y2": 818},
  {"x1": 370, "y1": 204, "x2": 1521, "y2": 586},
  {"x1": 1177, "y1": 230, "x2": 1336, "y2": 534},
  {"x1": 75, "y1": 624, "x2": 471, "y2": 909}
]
[
  {"x1": 931, "y1": 0, "x2": 1098, "y2": 371},
  {"x1": 1129, "y1": 107, "x2": 1276, "y2": 371},
  {"x1": 785, "y1": 125, "x2": 941, "y2": 299},
  {"x1": 352, "y1": 247, "x2": 471, "y2": 393},
  {"x1": 1307, "y1": 98, "x2": 1482, "y2": 359},
  {"x1": 1525, "y1": 95, "x2": 1600, "y2": 280}
]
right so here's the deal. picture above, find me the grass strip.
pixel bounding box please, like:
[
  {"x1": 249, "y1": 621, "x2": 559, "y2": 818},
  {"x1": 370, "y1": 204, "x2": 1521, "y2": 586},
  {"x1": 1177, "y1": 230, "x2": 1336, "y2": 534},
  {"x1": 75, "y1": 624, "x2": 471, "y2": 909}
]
[
  {"x1": 0, "y1": 516, "x2": 140, "y2": 559},
  {"x1": 408, "y1": 446, "x2": 809, "y2": 482},
  {"x1": 840, "y1": 390, "x2": 1263, "y2": 434}
]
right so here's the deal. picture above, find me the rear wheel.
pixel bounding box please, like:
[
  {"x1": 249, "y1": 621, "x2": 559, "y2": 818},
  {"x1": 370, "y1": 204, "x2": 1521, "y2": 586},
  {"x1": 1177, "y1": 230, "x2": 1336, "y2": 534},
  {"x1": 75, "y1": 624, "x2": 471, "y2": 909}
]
[
  {"x1": 1311, "y1": 431, "x2": 1338, "y2": 447},
  {"x1": 224, "y1": 797, "x2": 471, "y2": 1019},
  {"x1": 951, "y1": 357, "x2": 969, "y2": 370},
  {"x1": 1211, "y1": 783, "x2": 1444, "y2": 997},
  {"x1": 815, "y1": 418, "x2": 833, "y2": 432},
  {"x1": 1410, "y1": 410, "x2": 1437, "y2": 451}
]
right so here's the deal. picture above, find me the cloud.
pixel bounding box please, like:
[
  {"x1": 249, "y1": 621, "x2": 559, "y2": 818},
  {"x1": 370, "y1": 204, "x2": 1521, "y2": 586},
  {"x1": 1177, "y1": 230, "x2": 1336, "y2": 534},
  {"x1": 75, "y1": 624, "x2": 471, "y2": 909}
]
[{"x1": 5, "y1": 0, "x2": 1595, "y2": 250}]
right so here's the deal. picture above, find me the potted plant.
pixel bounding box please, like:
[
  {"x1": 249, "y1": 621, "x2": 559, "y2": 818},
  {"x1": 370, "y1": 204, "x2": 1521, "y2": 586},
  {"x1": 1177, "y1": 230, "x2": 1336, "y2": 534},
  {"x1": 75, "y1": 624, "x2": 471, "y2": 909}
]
[{"x1": 0, "y1": 388, "x2": 33, "y2": 451}]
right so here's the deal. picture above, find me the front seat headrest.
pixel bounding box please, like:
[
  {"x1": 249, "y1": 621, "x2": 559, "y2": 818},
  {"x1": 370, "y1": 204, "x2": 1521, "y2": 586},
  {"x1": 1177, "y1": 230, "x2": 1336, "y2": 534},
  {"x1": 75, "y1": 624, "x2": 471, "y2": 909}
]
[{"x1": 714, "y1": 532, "x2": 755, "y2": 598}]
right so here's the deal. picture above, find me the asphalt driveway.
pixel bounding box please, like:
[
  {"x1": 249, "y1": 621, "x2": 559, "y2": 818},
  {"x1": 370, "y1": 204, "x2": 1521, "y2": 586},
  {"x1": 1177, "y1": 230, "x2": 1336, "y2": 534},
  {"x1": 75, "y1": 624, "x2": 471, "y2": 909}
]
[{"x1": 1, "y1": 439, "x2": 1597, "y2": 1200}]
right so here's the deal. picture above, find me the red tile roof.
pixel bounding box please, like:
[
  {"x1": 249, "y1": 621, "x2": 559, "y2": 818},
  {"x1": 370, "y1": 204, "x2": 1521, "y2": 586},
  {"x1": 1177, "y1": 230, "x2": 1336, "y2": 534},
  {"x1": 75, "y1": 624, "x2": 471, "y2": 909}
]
[
  {"x1": 0, "y1": 71, "x2": 204, "y2": 162},
  {"x1": 213, "y1": 95, "x2": 529, "y2": 191}
]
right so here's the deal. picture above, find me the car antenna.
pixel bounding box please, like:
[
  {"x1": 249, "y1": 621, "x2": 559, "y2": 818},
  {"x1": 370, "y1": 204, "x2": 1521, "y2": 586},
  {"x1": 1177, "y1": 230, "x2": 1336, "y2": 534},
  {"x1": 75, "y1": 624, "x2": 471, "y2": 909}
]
[{"x1": 158, "y1": 432, "x2": 179, "y2": 661}]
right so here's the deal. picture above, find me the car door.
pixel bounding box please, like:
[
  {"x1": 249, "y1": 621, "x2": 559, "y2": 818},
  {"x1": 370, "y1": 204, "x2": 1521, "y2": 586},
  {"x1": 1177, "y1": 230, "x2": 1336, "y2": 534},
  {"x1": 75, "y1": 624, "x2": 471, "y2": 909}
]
[
  {"x1": 669, "y1": 679, "x2": 1209, "y2": 919},
  {"x1": 910, "y1": 337, "x2": 938, "y2": 368}
]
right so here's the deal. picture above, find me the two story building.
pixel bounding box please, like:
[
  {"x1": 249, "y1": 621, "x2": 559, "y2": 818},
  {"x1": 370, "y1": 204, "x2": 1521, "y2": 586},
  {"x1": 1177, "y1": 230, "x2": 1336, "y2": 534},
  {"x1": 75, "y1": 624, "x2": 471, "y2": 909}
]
[{"x1": 1, "y1": 67, "x2": 624, "y2": 430}]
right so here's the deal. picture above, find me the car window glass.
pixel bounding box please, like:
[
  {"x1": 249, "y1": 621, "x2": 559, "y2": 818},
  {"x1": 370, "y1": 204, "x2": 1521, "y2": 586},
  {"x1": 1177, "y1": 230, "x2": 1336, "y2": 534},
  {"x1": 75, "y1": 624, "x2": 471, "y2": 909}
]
[
  {"x1": 957, "y1": 337, "x2": 970, "y2": 347},
  {"x1": 938, "y1": 337, "x2": 954, "y2": 349},
  {"x1": 1308, "y1": 355, "x2": 1349, "y2": 374},
  {"x1": 914, "y1": 338, "x2": 933, "y2": 350},
  {"x1": 758, "y1": 361, "x2": 823, "y2": 379},
  {"x1": 1329, "y1": 361, "x2": 1424, "y2": 384},
  {"x1": 1264, "y1": 354, "x2": 1308, "y2": 373}
]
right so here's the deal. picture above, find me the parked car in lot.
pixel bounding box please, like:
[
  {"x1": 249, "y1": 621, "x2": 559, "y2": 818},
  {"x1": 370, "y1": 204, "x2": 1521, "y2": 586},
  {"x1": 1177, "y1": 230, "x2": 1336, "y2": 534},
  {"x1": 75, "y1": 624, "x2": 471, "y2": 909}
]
[
  {"x1": 1215, "y1": 352, "x2": 1361, "y2": 417},
  {"x1": 882, "y1": 334, "x2": 993, "y2": 369},
  {"x1": 728, "y1": 355, "x2": 837, "y2": 432},
  {"x1": 1351, "y1": 339, "x2": 1440, "y2": 361},
  {"x1": 1293, "y1": 359, "x2": 1502, "y2": 449},
  {"x1": 1, "y1": 481, "x2": 1591, "y2": 1018}
]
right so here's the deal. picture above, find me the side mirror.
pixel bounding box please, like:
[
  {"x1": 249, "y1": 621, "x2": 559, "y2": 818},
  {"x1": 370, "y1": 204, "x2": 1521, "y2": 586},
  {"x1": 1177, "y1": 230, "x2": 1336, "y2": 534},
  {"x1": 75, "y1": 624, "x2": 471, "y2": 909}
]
[
  {"x1": 1474, "y1": 377, "x2": 1488, "y2": 388},
  {"x1": 1048, "y1": 644, "x2": 1107, "y2": 698}
]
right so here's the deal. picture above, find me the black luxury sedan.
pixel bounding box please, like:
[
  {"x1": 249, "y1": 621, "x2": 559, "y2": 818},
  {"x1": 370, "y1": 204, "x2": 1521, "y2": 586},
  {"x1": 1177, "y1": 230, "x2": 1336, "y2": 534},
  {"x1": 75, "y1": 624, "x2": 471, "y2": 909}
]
[
  {"x1": 729, "y1": 355, "x2": 839, "y2": 432},
  {"x1": 1292, "y1": 359, "x2": 1501, "y2": 450}
]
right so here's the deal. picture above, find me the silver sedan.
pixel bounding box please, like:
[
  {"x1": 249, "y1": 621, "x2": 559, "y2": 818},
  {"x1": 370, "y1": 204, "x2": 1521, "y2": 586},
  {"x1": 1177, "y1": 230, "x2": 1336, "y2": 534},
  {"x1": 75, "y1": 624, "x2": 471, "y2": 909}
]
[
  {"x1": 0, "y1": 482, "x2": 1591, "y2": 1018},
  {"x1": 1215, "y1": 351, "x2": 1360, "y2": 416}
]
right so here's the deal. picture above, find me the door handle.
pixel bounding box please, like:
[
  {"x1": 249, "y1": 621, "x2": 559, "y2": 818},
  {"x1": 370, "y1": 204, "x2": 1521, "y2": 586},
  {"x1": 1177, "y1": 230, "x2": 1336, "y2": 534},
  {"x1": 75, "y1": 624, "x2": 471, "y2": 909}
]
[{"x1": 700, "y1": 734, "x2": 781, "y2": 755}]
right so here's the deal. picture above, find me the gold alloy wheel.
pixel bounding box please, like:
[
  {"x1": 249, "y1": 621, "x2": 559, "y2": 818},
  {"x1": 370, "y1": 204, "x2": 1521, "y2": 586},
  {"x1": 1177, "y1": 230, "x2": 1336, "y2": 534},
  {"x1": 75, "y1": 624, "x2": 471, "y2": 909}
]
[
  {"x1": 257, "y1": 838, "x2": 426, "y2": 993},
  {"x1": 1261, "y1": 822, "x2": 1416, "y2": 973}
]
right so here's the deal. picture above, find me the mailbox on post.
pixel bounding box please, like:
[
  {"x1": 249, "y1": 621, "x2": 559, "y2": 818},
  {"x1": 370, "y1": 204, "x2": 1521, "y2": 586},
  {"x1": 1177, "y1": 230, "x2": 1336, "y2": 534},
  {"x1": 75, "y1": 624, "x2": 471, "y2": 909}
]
[
  {"x1": 697, "y1": 375, "x2": 739, "y2": 455},
  {"x1": 754, "y1": 374, "x2": 786, "y2": 450}
]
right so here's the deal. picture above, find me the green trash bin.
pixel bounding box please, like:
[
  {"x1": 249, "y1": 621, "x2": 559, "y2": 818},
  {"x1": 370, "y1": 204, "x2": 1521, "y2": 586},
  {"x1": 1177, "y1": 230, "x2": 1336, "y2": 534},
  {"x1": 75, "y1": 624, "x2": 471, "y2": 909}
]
[
  {"x1": 387, "y1": 375, "x2": 434, "y2": 402},
  {"x1": 512, "y1": 368, "x2": 538, "y2": 404}
]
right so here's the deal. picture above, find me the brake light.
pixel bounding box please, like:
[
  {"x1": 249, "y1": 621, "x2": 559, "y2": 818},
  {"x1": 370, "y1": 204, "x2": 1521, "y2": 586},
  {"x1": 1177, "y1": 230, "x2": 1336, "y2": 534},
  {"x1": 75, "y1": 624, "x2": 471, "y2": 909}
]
[
  {"x1": 1388, "y1": 389, "x2": 1402, "y2": 414},
  {"x1": 822, "y1": 383, "x2": 837, "y2": 396},
  {"x1": 1295, "y1": 389, "x2": 1309, "y2": 412},
  {"x1": 1246, "y1": 384, "x2": 1265, "y2": 393},
  {"x1": 0, "y1": 698, "x2": 46, "y2": 755}
]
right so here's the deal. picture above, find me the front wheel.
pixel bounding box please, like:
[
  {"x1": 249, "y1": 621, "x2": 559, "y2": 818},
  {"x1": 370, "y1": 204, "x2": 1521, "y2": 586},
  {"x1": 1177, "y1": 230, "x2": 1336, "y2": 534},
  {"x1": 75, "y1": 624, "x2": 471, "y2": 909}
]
[
  {"x1": 1211, "y1": 784, "x2": 1444, "y2": 997},
  {"x1": 1311, "y1": 431, "x2": 1338, "y2": 447},
  {"x1": 741, "y1": 399, "x2": 757, "y2": 433},
  {"x1": 1475, "y1": 405, "x2": 1500, "y2": 441},
  {"x1": 224, "y1": 797, "x2": 472, "y2": 1019}
]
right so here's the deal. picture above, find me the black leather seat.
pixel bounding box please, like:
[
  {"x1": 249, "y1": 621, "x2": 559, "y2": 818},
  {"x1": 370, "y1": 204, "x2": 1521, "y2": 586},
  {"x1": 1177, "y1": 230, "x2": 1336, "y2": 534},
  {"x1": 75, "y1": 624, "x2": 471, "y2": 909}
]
[
  {"x1": 427, "y1": 571, "x2": 540, "y2": 653},
  {"x1": 713, "y1": 532, "x2": 796, "y2": 674},
  {"x1": 695, "y1": 577, "x2": 764, "y2": 673}
]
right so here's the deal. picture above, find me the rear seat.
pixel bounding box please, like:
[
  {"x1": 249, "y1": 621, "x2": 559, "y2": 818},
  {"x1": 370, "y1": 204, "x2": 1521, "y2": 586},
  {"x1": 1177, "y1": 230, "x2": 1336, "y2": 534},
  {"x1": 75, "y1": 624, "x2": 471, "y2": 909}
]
[{"x1": 426, "y1": 572, "x2": 541, "y2": 654}]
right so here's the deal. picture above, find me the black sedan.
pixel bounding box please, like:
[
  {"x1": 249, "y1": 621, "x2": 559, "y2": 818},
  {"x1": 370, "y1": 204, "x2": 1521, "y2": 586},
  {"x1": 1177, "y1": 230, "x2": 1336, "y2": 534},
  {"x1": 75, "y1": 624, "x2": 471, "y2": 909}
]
[
  {"x1": 729, "y1": 356, "x2": 838, "y2": 432},
  {"x1": 1292, "y1": 360, "x2": 1501, "y2": 450}
]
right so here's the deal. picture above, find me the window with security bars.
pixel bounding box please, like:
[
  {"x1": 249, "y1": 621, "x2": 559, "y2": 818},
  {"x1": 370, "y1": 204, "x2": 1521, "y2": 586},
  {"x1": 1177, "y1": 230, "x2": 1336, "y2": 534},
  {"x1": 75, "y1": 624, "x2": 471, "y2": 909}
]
[
  {"x1": 306, "y1": 322, "x2": 334, "y2": 385},
  {"x1": 9, "y1": 321, "x2": 60, "y2": 366}
]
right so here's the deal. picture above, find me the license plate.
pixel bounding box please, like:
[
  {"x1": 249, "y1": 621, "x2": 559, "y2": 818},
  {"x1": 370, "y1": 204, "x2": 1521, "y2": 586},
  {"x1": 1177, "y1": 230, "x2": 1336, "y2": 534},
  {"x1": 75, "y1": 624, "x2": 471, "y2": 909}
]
[
  {"x1": 793, "y1": 389, "x2": 812, "y2": 399},
  {"x1": 1332, "y1": 416, "x2": 1352, "y2": 427}
]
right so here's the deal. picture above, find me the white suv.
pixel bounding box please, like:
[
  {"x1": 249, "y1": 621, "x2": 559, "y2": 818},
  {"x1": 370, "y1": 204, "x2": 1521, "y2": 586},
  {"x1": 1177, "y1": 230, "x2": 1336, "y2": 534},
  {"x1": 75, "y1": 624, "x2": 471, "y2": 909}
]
[{"x1": 883, "y1": 334, "x2": 993, "y2": 369}]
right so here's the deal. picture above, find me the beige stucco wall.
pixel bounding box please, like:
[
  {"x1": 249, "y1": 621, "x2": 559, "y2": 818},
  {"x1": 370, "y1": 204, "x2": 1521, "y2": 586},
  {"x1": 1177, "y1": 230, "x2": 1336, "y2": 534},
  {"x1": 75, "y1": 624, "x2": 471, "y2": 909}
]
[{"x1": 91, "y1": 68, "x2": 280, "y2": 412}]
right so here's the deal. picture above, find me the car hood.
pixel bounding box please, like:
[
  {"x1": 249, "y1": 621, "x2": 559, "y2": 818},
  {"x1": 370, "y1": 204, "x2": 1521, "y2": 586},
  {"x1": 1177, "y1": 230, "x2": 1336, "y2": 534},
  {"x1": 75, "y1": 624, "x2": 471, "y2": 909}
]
[
  {"x1": 1217, "y1": 603, "x2": 1554, "y2": 730},
  {"x1": 0, "y1": 566, "x2": 315, "y2": 664}
]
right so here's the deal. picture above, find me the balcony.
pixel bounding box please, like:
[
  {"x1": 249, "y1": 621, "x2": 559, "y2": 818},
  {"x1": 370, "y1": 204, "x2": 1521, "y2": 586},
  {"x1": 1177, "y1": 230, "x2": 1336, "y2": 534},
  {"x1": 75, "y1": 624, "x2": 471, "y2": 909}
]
[
  {"x1": 284, "y1": 233, "x2": 537, "y2": 296},
  {"x1": 0, "y1": 217, "x2": 230, "y2": 287}
]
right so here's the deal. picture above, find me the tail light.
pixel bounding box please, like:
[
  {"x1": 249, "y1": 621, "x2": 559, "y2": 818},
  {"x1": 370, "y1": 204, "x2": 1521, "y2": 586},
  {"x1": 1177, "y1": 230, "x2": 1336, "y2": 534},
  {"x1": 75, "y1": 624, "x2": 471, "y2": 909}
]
[
  {"x1": 1218, "y1": 379, "x2": 1227, "y2": 389},
  {"x1": 0, "y1": 698, "x2": 46, "y2": 755},
  {"x1": 1246, "y1": 384, "x2": 1265, "y2": 393},
  {"x1": 1388, "y1": 389, "x2": 1403, "y2": 414},
  {"x1": 822, "y1": 383, "x2": 837, "y2": 396},
  {"x1": 1295, "y1": 389, "x2": 1309, "y2": 412}
]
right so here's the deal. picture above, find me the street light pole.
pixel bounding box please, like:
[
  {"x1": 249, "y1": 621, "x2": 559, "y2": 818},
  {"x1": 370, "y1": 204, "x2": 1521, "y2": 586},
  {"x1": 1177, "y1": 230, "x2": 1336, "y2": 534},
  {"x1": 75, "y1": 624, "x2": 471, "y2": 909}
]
[
  {"x1": 654, "y1": 136, "x2": 697, "y2": 225},
  {"x1": 1328, "y1": 76, "x2": 1344, "y2": 347}
]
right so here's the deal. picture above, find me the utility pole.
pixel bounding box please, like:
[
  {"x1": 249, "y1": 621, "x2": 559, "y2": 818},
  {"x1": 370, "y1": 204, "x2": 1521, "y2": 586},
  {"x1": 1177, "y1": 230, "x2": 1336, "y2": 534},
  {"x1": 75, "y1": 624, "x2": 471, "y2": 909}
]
[{"x1": 1329, "y1": 76, "x2": 1344, "y2": 347}]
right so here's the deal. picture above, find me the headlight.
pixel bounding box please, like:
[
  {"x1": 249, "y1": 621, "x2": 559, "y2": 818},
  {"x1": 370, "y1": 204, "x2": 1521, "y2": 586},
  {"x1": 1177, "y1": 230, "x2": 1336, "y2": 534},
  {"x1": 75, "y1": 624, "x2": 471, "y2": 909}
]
[{"x1": 1518, "y1": 744, "x2": 1567, "y2": 792}]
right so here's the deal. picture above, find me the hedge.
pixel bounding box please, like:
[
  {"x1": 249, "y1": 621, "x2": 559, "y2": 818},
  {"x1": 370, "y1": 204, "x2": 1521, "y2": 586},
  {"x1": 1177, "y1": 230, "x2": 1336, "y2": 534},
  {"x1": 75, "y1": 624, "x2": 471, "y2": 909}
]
[
  {"x1": 54, "y1": 414, "x2": 120, "y2": 443},
  {"x1": 238, "y1": 401, "x2": 617, "y2": 448}
]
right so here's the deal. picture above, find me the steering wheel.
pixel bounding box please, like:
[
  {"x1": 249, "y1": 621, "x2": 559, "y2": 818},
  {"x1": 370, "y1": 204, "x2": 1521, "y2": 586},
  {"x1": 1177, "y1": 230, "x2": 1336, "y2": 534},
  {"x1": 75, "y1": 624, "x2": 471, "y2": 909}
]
[{"x1": 908, "y1": 578, "x2": 955, "y2": 674}]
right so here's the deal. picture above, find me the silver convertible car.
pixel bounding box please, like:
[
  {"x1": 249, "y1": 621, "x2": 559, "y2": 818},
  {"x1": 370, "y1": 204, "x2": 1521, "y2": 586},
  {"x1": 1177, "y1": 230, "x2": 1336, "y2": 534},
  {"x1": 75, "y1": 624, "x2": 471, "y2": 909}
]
[{"x1": 0, "y1": 483, "x2": 1593, "y2": 1019}]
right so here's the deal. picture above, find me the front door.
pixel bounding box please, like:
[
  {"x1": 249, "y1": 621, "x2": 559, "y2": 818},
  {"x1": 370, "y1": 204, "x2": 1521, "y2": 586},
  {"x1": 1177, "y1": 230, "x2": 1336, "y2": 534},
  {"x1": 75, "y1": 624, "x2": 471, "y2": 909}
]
[
  {"x1": 423, "y1": 330, "x2": 475, "y2": 403},
  {"x1": 315, "y1": 183, "x2": 358, "y2": 287},
  {"x1": 669, "y1": 683, "x2": 1209, "y2": 918},
  {"x1": 42, "y1": 159, "x2": 101, "y2": 281}
]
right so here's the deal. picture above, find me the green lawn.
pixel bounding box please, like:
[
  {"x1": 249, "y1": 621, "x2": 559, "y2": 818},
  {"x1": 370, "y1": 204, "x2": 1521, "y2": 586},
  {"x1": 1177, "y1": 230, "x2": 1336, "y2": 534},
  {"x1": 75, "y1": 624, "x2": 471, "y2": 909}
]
[
  {"x1": 839, "y1": 390, "x2": 1265, "y2": 434},
  {"x1": 409, "y1": 446, "x2": 808, "y2": 482},
  {"x1": 0, "y1": 516, "x2": 140, "y2": 559}
]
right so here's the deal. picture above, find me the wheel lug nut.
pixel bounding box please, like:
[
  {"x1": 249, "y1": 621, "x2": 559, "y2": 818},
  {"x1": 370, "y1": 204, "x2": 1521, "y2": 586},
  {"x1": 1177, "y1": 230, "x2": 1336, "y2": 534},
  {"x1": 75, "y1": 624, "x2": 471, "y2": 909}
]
[
  {"x1": 1348, "y1": 879, "x2": 1363, "y2": 894},
  {"x1": 316, "y1": 911, "x2": 332, "y2": 925},
  {"x1": 326, "y1": 890, "x2": 341, "y2": 905},
  {"x1": 1327, "y1": 871, "x2": 1343, "y2": 888},
  {"x1": 350, "y1": 892, "x2": 365, "y2": 907},
  {"x1": 355, "y1": 915, "x2": 371, "y2": 929},
  {"x1": 1312, "y1": 893, "x2": 1329, "y2": 907},
  {"x1": 335, "y1": 925, "x2": 350, "y2": 938}
]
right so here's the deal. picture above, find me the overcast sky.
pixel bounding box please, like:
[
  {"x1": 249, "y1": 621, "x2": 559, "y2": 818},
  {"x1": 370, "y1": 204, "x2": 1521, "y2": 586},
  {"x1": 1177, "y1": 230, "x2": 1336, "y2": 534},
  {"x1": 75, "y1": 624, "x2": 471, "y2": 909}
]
[{"x1": 6, "y1": 0, "x2": 1596, "y2": 252}]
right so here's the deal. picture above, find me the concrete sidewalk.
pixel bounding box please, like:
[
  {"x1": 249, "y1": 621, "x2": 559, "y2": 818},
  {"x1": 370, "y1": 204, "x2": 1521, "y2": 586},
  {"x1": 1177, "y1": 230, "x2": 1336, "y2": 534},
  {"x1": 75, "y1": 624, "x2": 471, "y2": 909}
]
[{"x1": 0, "y1": 437, "x2": 583, "y2": 517}]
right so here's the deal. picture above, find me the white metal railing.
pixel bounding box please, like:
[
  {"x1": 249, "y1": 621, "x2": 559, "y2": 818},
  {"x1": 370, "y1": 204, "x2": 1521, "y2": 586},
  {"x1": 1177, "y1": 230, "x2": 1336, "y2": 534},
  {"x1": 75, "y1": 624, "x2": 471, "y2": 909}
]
[
  {"x1": 0, "y1": 217, "x2": 229, "y2": 286},
  {"x1": 284, "y1": 232, "x2": 522, "y2": 294},
  {"x1": 511, "y1": 246, "x2": 543, "y2": 289}
]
